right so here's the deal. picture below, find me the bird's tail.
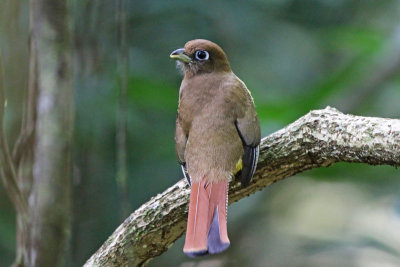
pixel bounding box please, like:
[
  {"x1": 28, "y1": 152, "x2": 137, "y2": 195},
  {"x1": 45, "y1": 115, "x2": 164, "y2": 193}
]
[{"x1": 183, "y1": 178, "x2": 230, "y2": 257}]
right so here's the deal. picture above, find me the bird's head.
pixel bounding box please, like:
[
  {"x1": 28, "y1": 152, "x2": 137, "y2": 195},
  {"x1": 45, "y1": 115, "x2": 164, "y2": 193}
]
[{"x1": 170, "y1": 39, "x2": 231, "y2": 77}]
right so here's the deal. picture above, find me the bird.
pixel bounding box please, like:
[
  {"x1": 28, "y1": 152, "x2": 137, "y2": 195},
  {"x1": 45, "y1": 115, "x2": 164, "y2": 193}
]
[{"x1": 170, "y1": 39, "x2": 261, "y2": 257}]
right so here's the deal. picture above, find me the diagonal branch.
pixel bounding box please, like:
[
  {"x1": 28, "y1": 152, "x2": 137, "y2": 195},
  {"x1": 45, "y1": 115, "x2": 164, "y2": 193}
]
[{"x1": 84, "y1": 107, "x2": 400, "y2": 267}]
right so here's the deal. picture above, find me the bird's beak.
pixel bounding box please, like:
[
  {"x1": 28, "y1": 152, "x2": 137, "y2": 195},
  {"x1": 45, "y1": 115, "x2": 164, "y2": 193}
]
[{"x1": 170, "y1": 48, "x2": 191, "y2": 63}]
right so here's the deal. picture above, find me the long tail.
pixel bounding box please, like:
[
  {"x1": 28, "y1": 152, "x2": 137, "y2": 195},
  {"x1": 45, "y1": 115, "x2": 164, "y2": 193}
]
[{"x1": 183, "y1": 178, "x2": 230, "y2": 257}]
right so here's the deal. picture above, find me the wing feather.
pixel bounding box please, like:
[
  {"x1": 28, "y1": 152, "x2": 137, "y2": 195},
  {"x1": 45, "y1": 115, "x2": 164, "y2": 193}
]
[
  {"x1": 233, "y1": 78, "x2": 261, "y2": 187},
  {"x1": 181, "y1": 163, "x2": 191, "y2": 186}
]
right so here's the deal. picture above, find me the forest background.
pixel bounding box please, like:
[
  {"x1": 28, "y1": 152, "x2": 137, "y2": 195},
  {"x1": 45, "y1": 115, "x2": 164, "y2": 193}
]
[{"x1": 1, "y1": 1, "x2": 400, "y2": 266}]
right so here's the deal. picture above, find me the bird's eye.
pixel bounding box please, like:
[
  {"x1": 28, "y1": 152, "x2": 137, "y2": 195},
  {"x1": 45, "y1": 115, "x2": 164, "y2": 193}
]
[{"x1": 195, "y1": 50, "x2": 209, "y2": 61}]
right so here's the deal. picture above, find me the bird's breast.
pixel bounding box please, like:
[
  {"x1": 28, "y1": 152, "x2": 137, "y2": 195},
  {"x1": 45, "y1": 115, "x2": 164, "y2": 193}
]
[{"x1": 178, "y1": 79, "x2": 221, "y2": 129}]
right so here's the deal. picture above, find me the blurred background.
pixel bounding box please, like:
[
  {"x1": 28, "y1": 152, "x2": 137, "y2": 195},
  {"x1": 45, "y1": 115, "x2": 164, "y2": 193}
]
[{"x1": 1, "y1": 0, "x2": 400, "y2": 266}]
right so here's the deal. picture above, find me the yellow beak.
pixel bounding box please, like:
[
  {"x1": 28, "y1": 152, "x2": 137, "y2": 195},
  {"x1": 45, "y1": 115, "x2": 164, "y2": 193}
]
[{"x1": 170, "y1": 48, "x2": 191, "y2": 63}]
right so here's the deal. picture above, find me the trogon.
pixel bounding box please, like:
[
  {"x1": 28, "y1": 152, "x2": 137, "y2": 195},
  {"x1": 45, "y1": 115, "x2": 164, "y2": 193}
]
[{"x1": 170, "y1": 39, "x2": 261, "y2": 257}]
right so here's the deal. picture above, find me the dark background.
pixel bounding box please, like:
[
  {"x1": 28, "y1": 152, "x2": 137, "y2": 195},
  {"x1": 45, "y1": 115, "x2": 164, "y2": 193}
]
[{"x1": 1, "y1": 0, "x2": 400, "y2": 266}]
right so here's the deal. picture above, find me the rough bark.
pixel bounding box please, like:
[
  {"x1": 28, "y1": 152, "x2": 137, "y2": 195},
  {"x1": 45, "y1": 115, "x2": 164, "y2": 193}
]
[
  {"x1": 28, "y1": 0, "x2": 73, "y2": 266},
  {"x1": 84, "y1": 107, "x2": 400, "y2": 267}
]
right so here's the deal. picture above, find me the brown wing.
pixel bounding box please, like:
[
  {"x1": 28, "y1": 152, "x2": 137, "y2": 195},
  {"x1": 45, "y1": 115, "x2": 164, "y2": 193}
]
[
  {"x1": 234, "y1": 79, "x2": 261, "y2": 187},
  {"x1": 175, "y1": 117, "x2": 191, "y2": 185}
]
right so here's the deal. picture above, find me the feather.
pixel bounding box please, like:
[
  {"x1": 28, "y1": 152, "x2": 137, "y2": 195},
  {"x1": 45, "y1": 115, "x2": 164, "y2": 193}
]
[
  {"x1": 207, "y1": 181, "x2": 230, "y2": 254},
  {"x1": 183, "y1": 179, "x2": 230, "y2": 257},
  {"x1": 183, "y1": 180, "x2": 209, "y2": 257},
  {"x1": 241, "y1": 145, "x2": 259, "y2": 187},
  {"x1": 180, "y1": 163, "x2": 191, "y2": 186}
]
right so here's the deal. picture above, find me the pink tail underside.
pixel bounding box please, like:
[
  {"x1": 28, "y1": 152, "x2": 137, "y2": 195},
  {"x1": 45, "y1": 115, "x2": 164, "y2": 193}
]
[{"x1": 183, "y1": 178, "x2": 230, "y2": 257}]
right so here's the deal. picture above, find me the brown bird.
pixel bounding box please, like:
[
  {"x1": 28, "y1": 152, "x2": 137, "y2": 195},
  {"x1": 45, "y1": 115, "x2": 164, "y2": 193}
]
[{"x1": 170, "y1": 39, "x2": 261, "y2": 257}]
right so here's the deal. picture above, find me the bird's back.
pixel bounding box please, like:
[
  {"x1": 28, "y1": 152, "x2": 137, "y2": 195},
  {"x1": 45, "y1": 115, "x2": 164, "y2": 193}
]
[{"x1": 178, "y1": 72, "x2": 248, "y2": 183}]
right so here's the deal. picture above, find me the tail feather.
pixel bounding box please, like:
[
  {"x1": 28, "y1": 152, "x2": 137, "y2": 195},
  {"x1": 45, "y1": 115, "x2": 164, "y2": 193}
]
[
  {"x1": 184, "y1": 179, "x2": 230, "y2": 257},
  {"x1": 207, "y1": 206, "x2": 230, "y2": 254},
  {"x1": 183, "y1": 180, "x2": 210, "y2": 257}
]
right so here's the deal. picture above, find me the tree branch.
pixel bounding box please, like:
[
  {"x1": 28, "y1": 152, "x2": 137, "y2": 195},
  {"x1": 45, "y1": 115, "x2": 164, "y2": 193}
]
[{"x1": 84, "y1": 107, "x2": 400, "y2": 267}]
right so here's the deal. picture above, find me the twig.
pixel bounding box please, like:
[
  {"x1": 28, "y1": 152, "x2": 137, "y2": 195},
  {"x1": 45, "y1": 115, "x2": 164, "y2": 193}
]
[
  {"x1": 0, "y1": 49, "x2": 28, "y2": 215},
  {"x1": 116, "y1": 0, "x2": 130, "y2": 219}
]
